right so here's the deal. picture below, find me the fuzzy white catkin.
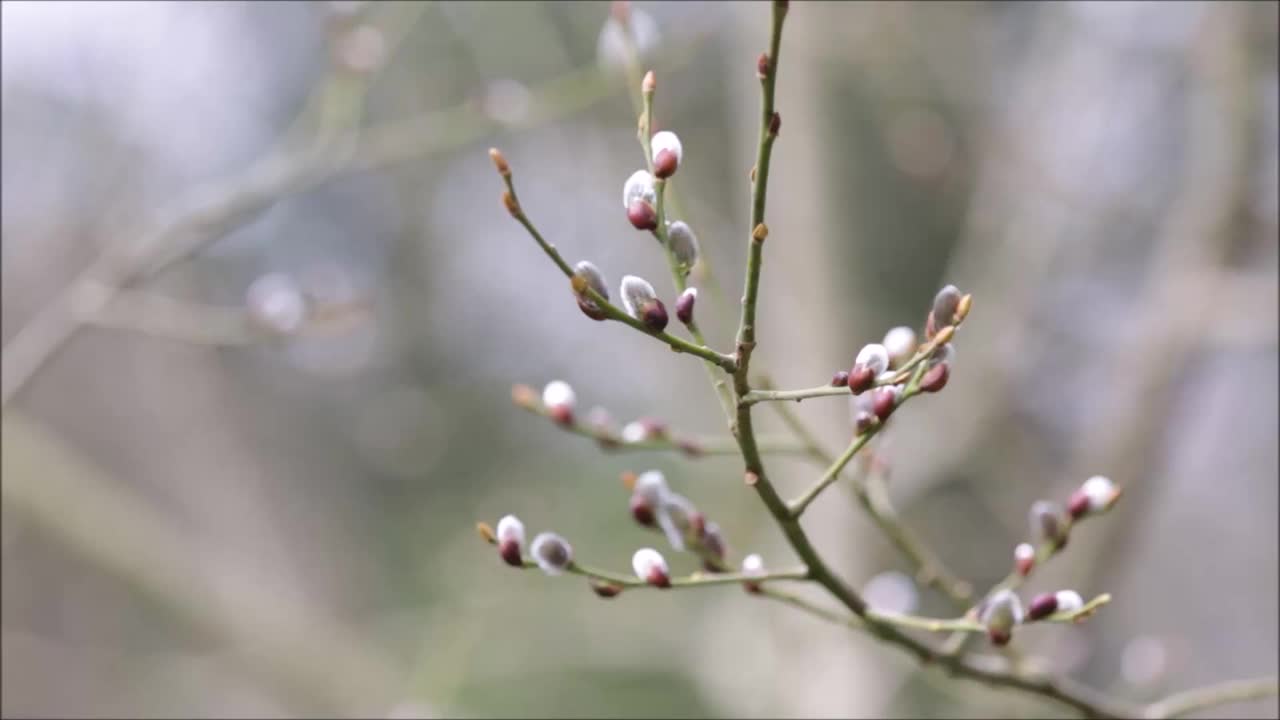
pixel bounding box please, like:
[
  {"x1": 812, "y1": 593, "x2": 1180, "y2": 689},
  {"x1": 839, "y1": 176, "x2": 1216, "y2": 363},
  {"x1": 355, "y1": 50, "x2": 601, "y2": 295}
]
[
  {"x1": 631, "y1": 547, "x2": 668, "y2": 579},
  {"x1": 855, "y1": 343, "x2": 890, "y2": 376},
  {"x1": 620, "y1": 275, "x2": 658, "y2": 318},
  {"x1": 667, "y1": 221, "x2": 699, "y2": 268},
  {"x1": 573, "y1": 261, "x2": 609, "y2": 300},
  {"x1": 651, "y1": 131, "x2": 683, "y2": 166},
  {"x1": 530, "y1": 532, "x2": 572, "y2": 575},
  {"x1": 742, "y1": 553, "x2": 766, "y2": 576},
  {"x1": 541, "y1": 380, "x2": 576, "y2": 409},
  {"x1": 622, "y1": 170, "x2": 657, "y2": 210},
  {"x1": 496, "y1": 515, "x2": 525, "y2": 545}
]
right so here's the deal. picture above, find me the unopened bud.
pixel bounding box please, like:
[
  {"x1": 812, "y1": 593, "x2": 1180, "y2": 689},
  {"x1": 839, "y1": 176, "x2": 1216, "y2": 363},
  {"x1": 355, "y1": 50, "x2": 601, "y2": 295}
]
[
  {"x1": 573, "y1": 262, "x2": 610, "y2": 321},
  {"x1": 476, "y1": 521, "x2": 497, "y2": 544},
  {"x1": 872, "y1": 386, "x2": 901, "y2": 421},
  {"x1": 632, "y1": 547, "x2": 670, "y2": 588},
  {"x1": 919, "y1": 363, "x2": 949, "y2": 393},
  {"x1": 930, "y1": 284, "x2": 962, "y2": 331},
  {"x1": 488, "y1": 147, "x2": 510, "y2": 177},
  {"x1": 590, "y1": 579, "x2": 623, "y2": 598},
  {"x1": 511, "y1": 384, "x2": 537, "y2": 409},
  {"x1": 855, "y1": 343, "x2": 891, "y2": 376},
  {"x1": 702, "y1": 521, "x2": 727, "y2": 561},
  {"x1": 620, "y1": 275, "x2": 668, "y2": 332},
  {"x1": 883, "y1": 326, "x2": 918, "y2": 369},
  {"x1": 752, "y1": 223, "x2": 769, "y2": 243},
  {"x1": 757, "y1": 52, "x2": 771, "y2": 79},
  {"x1": 629, "y1": 492, "x2": 656, "y2": 527},
  {"x1": 676, "y1": 287, "x2": 697, "y2": 324},
  {"x1": 831, "y1": 370, "x2": 850, "y2": 387},
  {"x1": 667, "y1": 221, "x2": 699, "y2": 272},
  {"x1": 769, "y1": 111, "x2": 781, "y2": 136},
  {"x1": 627, "y1": 200, "x2": 658, "y2": 230},
  {"x1": 542, "y1": 380, "x2": 576, "y2": 425},
  {"x1": 1068, "y1": 475, "x2": 1121, "y2": 519},
  {"x1": 1014, "y1": 543, "x2": 1035, "y2": 577},
  {"x1": 642, "y1": 70, "x2": 656, "y2": 94},
  {"x1": 1029, "y1": 500, "x2": 1067, "y2": 549},
  {"x1": 496, "y1": 515, "x2": 525, "y2": 567},
  {"x1": 955, "y1": 293, "x2": 973, "y2": 323},
  {"x1": 247, "y1": 273, "x2": 309, "y2": 336},
  {"x1": 1027, "y1": 589, "x2": 1084, "y2": 621},
  {"x1": 651, "y1": 131, "x2": 683, "y2": 178},
  {"x1": 980, "y1": 589, "x2": 1024, "y2": 646},
  {"x1": 742, "y1": 553, "x2": 766, "y2": 594},
  {"x1": 848, "y1": 365, "x2": 876, "y2": 395},
  {"x1": 530, "y1": 532, "x2": 572, "y2": 575},
  {"x1": 502, "y1": 190, "x2": 519, "y2": 217}
]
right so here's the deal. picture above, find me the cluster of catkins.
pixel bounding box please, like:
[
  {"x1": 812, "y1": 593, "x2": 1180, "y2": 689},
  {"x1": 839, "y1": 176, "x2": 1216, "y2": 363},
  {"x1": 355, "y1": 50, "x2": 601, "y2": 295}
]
[
  {"x1": 978, "y1": 474, "x2": 1123, "y2": 644},
  {"x1": 573, "y1": 121, "x2": 699, "y2": 333},
  {"x1": 488, "y1": 468, "x2": 768, "y2": 597}
]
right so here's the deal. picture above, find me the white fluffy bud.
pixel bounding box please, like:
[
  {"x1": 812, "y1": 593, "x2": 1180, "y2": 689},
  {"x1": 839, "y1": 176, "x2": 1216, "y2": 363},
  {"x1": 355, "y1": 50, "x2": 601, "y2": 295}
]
[
  {"x1": 622, "y1": 170, "x2": 657, "y2": 210},
  {"x1": 855, "y1": 343, "x2": 890, "y2": 376},
  {"x1": 573, "y1": 261, "x2": 609, "y2": 300},
  {"x1": 496, "y1": 515, "x2": 525, "y2": 546},
  {"x1": 667, "y1": 221, "x2": 699, "y2": 271},
  {"x1": 1054, "y1": 590, "x2": 1084, "y2": 613},
  {"x1": 742, "y1": 553, "x2": 766, "y2": 577},
  {"x1": 882, "y1": 326, "x2": 917, "y2": 368},
  {"x1": 530, "y1": 532, "x2": 573, "y2": 575},
  {"x1": 632, "y1": 547, "x2": 670, "y2": 587},
  {"x1": 246, "y1": 273, "x2": 308, "y2": 335},
  {"x1": 620, "y1": 275, "x2": 658, "y2": 319},
  {"x1": 541, "y1": 380, "x2": 576, "y2": 411}
]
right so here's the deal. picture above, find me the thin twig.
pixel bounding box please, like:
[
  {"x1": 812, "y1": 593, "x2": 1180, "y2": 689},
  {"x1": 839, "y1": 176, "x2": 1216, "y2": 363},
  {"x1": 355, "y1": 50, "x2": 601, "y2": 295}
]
[{"x1": 1141, "y1": 677, "x2": 1279, "y2": 719}]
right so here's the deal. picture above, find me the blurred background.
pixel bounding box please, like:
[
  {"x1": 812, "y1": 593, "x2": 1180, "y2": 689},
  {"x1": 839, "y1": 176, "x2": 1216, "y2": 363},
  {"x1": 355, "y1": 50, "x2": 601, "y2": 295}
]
[{"x1": 2, "y1": 1, "x2": 1277, "y2": 717}]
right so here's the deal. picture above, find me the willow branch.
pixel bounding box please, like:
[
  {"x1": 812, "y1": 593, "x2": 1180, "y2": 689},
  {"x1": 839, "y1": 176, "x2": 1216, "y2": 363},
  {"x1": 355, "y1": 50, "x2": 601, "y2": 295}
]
[{"x1": 1142, "y1": 677, "x2": 1279, "y2": 719}]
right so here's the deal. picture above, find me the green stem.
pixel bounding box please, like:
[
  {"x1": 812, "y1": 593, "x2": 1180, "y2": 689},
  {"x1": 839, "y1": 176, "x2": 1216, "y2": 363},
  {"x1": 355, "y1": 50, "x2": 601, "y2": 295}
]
[
  {"x1": 788, "y1": 432, "x2": 874, "y2": 517},
  {"x1": 523, "y1": 561, "x2": 808, "y2": 589}
]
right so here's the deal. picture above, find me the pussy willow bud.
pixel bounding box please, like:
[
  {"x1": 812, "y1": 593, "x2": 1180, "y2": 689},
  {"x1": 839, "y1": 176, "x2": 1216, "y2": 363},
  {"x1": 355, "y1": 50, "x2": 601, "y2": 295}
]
[
  {"x1": 769, "y1": 111, "x2": 781, "y2": 136},
  {"x1": 756, "y1": 52, "x2": 771, "y2": 79},
  {"x1": 930, "y1": 284, "x2": 962, "y2": 334},
  {"x1": 620, "y1": 275, "x2": 668, "y2": 332},
  {"x1": 855, "y1": 343, "x2": 891, "y2": 377},
  {"x1": 667, "y1": 221, "x2": 699, "y2": 271},
  {"x1": 675, "y1": 288, "x2": 697, "y2": 325},
  {"x1": 632, "y1": 547, "x2": 670, "y2": 588},
  {"x1": 831, "y1": 370, "x2": 850, "y2": 387},
  {"x1": 872, "y1": 386, "x2": 901, "y2": 421},
  {"x1": 630, "y1": 470, "x2": 667, "y2": 527},
  {"x1": 850, "y1": 393, "x2": 877, "y2": 434},
  {"x1": 488, "y1": 147, "x2": 510, "y2": 177},
  {"x1": 1029, "y1": 500, "x2": 1067, "y2": 549},
  {"x1": 623, "y1": 169, "x2": 657, "y2": 208},
  {"x1": 980, "y1": 589, "x2": 1024, "y2": 646},
  {"x1": 919, "y1": 363, "x2": 949, "y2": 393},
  {"x1": 702, "y1": 521, "x2": 727, "y2": 562},
  {"x1": 1027, "y1": 589, "x2": 1084, "y2": 621},
  {"x1": 742, "y1": 553, "x2": 766, "y2": 594},
  {"x1": 642, "y1": 70, "x2": 656, "y2": 94},
  {"x1": 573, "y1": 261, "x2": 610, "y2": 321},
  {"x1": 1014, "y1": 542, "x2": 1036, "y2": 577},
  {"x1": 883, "y1": 326, "x2": 918, "y2": 369},
  {"x1": 247, "y1": 273, "x2": 309, "y2": 336},
  {"x1": 530, "y1": 532, "x2": 573, "y2": 576},
  {"x1": 627, "y1": 200, "x2": 658, "y2": 230},
  {"x1": 590, "y1": 579, "x2": 623, "y2": 598},
  {"x1": 511, "y1": 384, "x2": 537, "y2": 409},
  {"x1": 659, "y1": 492, "x2": 697, "y2": 551},
  {"x1": 651, "y1": 131, "x2": 683, "y2": 179},
  {"x1": 496, "y1": 515, "x2": 525, "y2": 567},
  {"x1": 542, "y1": 380, "x2": 576, "y2": 426},
  {"x1": 1068, "y1": 475, "x2": 1121, "y2": 519},
  {"x1": 848, "y1": 365, "x2": 876, "y2": 395}
]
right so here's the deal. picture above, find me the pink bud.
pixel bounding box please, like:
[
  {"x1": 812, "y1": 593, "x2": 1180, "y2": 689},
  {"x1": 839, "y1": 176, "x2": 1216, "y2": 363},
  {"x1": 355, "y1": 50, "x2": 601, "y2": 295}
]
[
  {"x1": 641, "y1": 299, "x2": 669, "y2": 332},
  {"x1": 542, "y1": 381, "x2": 576, "y2": 426},
  {"x1": 848, "y1": 365, "x2": 876, "y2": 395},
  {"x1": 919, "y1": 363, "x2": 949, "y2": 393},
  {"x1": 741, "y1": 553, "x2": 766, "y2": 594},
  {"x1": 980, "y1": 589, "x2": 1023, "y2": 645},
  {"x1": 769, "y1": 111, "x2": 781, "y2": 136},
  {"x1": 831, "y1": 370, "x2": 850, "y2": 387},
  {"x1": 872, "y1": 387, "x2": 900, "y2": 421},
  {"x1": 1027, "y1": 593, "x2": 1059, "y2": 621},
  {"x1": 1069, "y1": 475, "x2": 1121, "y2": 518},
  {"x1": 590, "y1": 579, "x2": 623, "y2": 598},
  {"x1": 627, "y1": 199, "x2": 658, "y2": 230},
  {"x1": 676, "y1": 288, "x2": 697, "y2": 324},
  {"x1": 630, "y1": 492, "x2": 655, "y2": 527}
]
